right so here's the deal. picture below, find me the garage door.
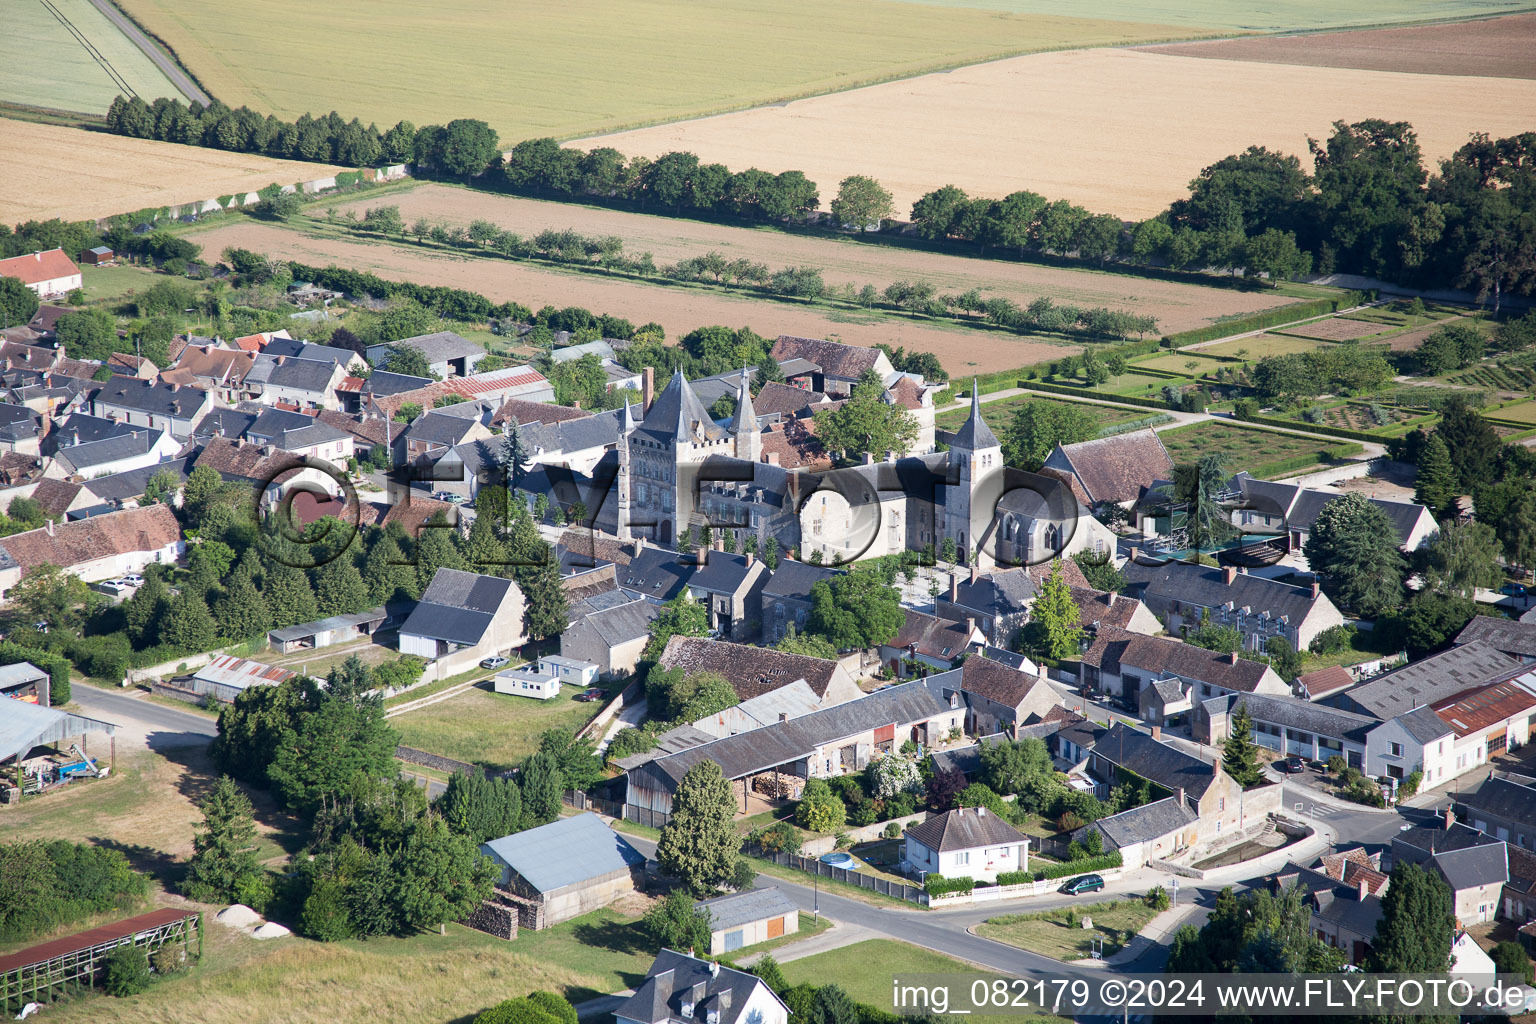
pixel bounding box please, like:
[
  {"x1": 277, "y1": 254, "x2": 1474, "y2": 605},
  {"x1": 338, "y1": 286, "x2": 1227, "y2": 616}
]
[
  {"x1": 724, "y1": 930, "x2": 744, "y2": 951},
  {"x1": 766, "y1": 916, "x2": 785, "y2": 939}
]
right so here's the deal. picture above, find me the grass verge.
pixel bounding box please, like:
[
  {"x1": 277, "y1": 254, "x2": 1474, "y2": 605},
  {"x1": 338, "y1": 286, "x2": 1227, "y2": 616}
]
[{"x1": 976, "y1": 899, "x2": 1157, "y2": 962}]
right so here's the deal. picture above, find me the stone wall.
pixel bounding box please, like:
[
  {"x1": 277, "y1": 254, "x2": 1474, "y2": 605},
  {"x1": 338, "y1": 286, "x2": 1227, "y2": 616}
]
[{"x1": 460, "y1": 898, "x2": 518, "y2": 940}]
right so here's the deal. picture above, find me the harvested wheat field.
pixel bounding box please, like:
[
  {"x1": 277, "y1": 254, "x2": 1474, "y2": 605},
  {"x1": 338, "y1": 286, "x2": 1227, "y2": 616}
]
[
  {"x1": 1141, "y1": 14, "x2": 1536, "y2": 79},
  {"x1": 331, "y1": 185, "x2": 1302, "y2": 330},
  {"x1": 0, "y1": 119, "x2": 346, "y2": 225},
  {"x1": 1280, "y1": 318, "x2": 1390, "y2": 341},
  {"x1": 583, "y1": 48, "x2": 1536, "y2": 220},
  {"x1": 186, "y1": 221, "x2": 1075, "y2": 375}
]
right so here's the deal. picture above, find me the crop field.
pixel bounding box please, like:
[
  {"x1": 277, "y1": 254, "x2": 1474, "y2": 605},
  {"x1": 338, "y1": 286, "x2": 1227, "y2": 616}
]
[
  {"x1": 902, "y1": 0, "x2": 1533, "y2": 30},
  {"x1": 183, "y1": 219, "x2": 1077, "y2": 375},
  {"x1": 1, "y1": 0, "x2": 184, "y2": 114},
  {"x1": 331, "y1": 185, "x2": 1306, "y2": 334},
  {"x1": 112, "y1": 0, "x2": 1204, "y2": 143},
  {"x1": 1484, "y1": 400, "x2": 1536, "y2": 425},
  {"x1": 587, "y1": 49, "x2": 1536, "y2": 220},
  {"x1": 1279, "y1": 317, "x2": 1392, "y2": 341},
  {"x1": 1135, "y1": 353, "x2": 1231, "y2": 376},
  {"x1": 1157, "y1": 421, "x2": 1356, "y2": 475},
  {"x1": 1200, "y1": 334, "x2": 1327, "y2": 359},
  {"x1": 1141, "y1": 13, "x2": 1536, "y2": 78},
  {"x1": 0, "y1": 119, "x2": 346, "y2": 224}
]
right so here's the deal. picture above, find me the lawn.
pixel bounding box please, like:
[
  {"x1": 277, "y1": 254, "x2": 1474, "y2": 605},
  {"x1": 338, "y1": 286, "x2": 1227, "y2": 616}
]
[
  {"x1": 1156, "y1": 421, "x2": 1362, "y2": 477},
  {"x1": 1133, "y1": 352, "x2": 1231, "y2": 377},
  {"x1": 80, "y1": 263, "x2": 167, "y2": 302},
  {"x1": 113, "y1": 0, "x2": 1210, "y2": 142},
  {"x1": 0, "y1": 0, "x2": 185, "y2": 114},
  {"x1": 780, "y1": 938, "x2": 1066, "y2": 1024},
  {"x1": 1485, "y1": 400, "x2": 1536, "y2": 425},
  {"x1": 935, "y1": 394, "x2": 1149, "y2": 433},
  {"x1": 976, "y1": 900, "x2": 1157, "y2": 961},
  {"x1": 1200, "y1": 333, "x2": 1327, "y2": 360},
  {"x1": 390, "y1": 682, "x2": 608, "y2": 771}
]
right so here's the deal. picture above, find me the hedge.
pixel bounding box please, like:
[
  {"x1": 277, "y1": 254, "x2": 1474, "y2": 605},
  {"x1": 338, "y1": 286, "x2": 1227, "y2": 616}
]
[
  {"x1": 1012, "y1": 380, "x2": 1182, "y2": 412},
  {"x1": 924, "y1": 874, "x2": 975, "y2": 896},
  {"x1": 1226, "y1": 409, "x2": 1405, "y2": 443},
  {"x1": 1250, "y1": 445, "x2": 1363, "y2": 479},
  {"x1": 1033, "y1": 851, "x2": 1124, "y2": 881},
  {"x1": 1161, "y1": 291, "x2": 1374, "y2": 347},
  {"x1": 0, "y1": 640, "x2": 71, "y2": 705},
  {"x1": 994, "y1": 870, "x2": 1033, "y2": 887}
]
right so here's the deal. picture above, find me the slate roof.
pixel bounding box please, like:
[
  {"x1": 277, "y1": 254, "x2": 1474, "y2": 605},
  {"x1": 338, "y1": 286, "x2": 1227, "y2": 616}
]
[
  {"x1": 0, "y1": 503, "x2": 180, "y2": 571},
  {"x1": 694, "y1": 887, "x2": 798, "y2": 931},
  {"x1": 1330, "y1": 641, "x2": 1521, "y2": 719},
  {"x1": 1203, "y1": 691, "x2": 1377, "y2": 744},
  {"x1": 404, "y1": 412, "x2": 480, "y2": 447},
  {"x1": 659, "y1": 636, "x2": 843, "y2": 700},
  {"x1": 1122, "y1": 561, "x2": 1330, "y2": 628},
  {"x1": 1076, "y1": 794, "x2": 1197, "y2": 850},
  {"x1": 359, "y1": 370, "x2": 434, "y2": 396},
  {"x1": 50, "y1": 412, "x2": 140, "y2": 447},
  {"x1": 619, "y1": 546, "x2": 696, "y2": 601},
  {"x1": 618, "y1": 950, "x2": 775, "y2": 1024},
  {"x1": 390, "y1": 331, "x2": 484, "y2": 364},
  {"x1": 1090, "y1": 722, "x2": 1220, "y2": 802},
  {"x1": 480, "y1": 812, "x2": 643, "y2": 893},
  {"x1": 950, "y1": 568, "x2": 1037, "y2": 621},
  {"x1": 91, "y1": 378, "x2": 208, "y2": 420},
  {"x1": 1049, "y1": 429, "x2": 1172, "y2": 505},
  {"x1": 761, "y1": 558, "x2": 839, "y2": 600},
  {"x1": 399, "y1": 568, "x2": 515, "y2": 646},
  {"x1": 689, "y1": 550, "x2": 761, "y2": 595},
  {"x1": 632, "y1": 673, "x2": 962, "y2": 787},
  {"x1": 517, "y1": 407, "x2": 624, "y2": 455},
  {"x1": 754, "y1": 381, "x2": 829, "y2": 418},
  {"x1": 81, "y1": 457, "x2": 190, "y2": 503},
  {"x1": 904, "y1": 805, "x2": 1027, "y2": 853},
  {"x1": 573, "y1": 594, "x2": 660, "y2": 646},
  {"x1": 950, "y1": 384, "x2": 998, "y2": 451},
  {"x1": 1082, "y1": 625, "x2": 1279, "y2": 693},
  {"x1": 1393, "y1": 704, "x2": 1457, "y2": 743},
  {"x1": 1456, "y1": 617, "x2": 1536, "y2": 660},
  {"x1": 247, "y1": 354, "x2": 338, "y2": 393},
  {"x1": 1461, "y1": 773, "x2": 1536, "y2": 830},
  {"x1": 1394, "y1": 823, "x2": 1509, "y2": 891},
  {"x1": 193, "y1": 408, "x2": 259, "y2": 440},
  {"x1": 1233, "y1": 473, "x2": 1431, "y2": 548},
  {"x1": 636, "y1": 370, "x2": 725, "y2": 445},
  {"x1": 55, "y1": 430, "x2": 166, "y2": 474}
]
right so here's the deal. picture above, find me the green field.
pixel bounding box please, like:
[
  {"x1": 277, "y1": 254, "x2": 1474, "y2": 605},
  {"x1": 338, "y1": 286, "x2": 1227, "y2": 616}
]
[
  {"x1": 885, "y1": 0, "x2": 1532, "y2": 29},
  {"x1": 1157, "y1": 421, "x2": 1361, "y2": 476},
  {"x1": 1486, "y1": 400, "x2": 1536, "y2": 425},
  {"x1": 2, "y1": 0, "x2": 184, "y2": 113},
  {"x1": 79, "y1": 263, "x2": 167, "y2": 301},
  {"x1": 390, "y1": 682, "x2": 608, "y2": 772},
  {"x1": 935, "y1": 394, "x2": 1151, "y2": 433},
  {"x1": 977, "y1": 900, "x2": 1157, "y2": 961},
  {"x1": 1201, "y1": 334, "x2": 1327, "y2": 360},
  {"x1": 114, "y1": 0, "x2": 1216, "y2": 142},
  {"x1": 1134, "y1": 352, "x2": 1231, "y2": 377}
]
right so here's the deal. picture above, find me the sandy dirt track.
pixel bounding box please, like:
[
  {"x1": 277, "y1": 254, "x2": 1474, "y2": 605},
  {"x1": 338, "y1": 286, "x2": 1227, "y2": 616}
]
[
  {"x1": 0, "y1": 119, "x2": 347, "y2": 225},
  {"x1": 185, "y1": 221, "x2": 1080, "y2": 375},
  {"x1": 330, "y1": 185, "x2": 1301, "y2": 332},
  {"x1": 1141, "y1": 14, "x2": 1536, "y2": 79},
  {"x1": 580, "y1": 48, "x2": 1536, "y2": 220}
]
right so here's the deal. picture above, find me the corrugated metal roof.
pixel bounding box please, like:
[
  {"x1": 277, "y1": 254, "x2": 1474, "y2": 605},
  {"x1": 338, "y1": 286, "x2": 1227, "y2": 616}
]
[
  {"x1": 0, "y1": 697, "x2": 116, "y2": 761},
  {"x1": 0, "y1": 661, "x2": 48, "y2": 687},
  {"x1": 192, "y1": 655, "x2": 295, "y2": 692},
  {"x1": 479, "y1": 812, "x2": 644, "y2": 893},
  {"x1": 266, "y1": 608, "x2": 387, "y2": 642},
  {"x1": 0, "y1": 908, "x2": 194, "y2": 973}
]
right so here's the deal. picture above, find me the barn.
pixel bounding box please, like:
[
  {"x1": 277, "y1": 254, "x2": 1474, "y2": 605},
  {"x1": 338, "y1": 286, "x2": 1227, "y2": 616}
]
[
  {"x1": 79, "y1": 246, "x2": 115, "y2": 265},
  {"x1": 188, "y1": 655, "x2": 295, "y2": 704},
  {"x1": 267, "y1": 608, "x2": 388, "y2": 653},
  {"x1": 478, "y1": 813, "x2": 645, "y2": 929},
  {"x1": 694, "y1": 887, "x2": 799, "y2": 955}
]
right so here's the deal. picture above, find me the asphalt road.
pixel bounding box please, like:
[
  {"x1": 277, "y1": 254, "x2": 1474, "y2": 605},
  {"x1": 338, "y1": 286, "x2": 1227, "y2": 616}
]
[
  {"x1": 71, "y1": 681, "x2": 218, "y2": 745},
  {"x1": 82, "y1": 0, "x2": 211, "y2": 106}
]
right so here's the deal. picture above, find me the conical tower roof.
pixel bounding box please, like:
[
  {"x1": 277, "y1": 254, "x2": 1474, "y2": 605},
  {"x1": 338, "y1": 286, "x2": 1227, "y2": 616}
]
[
  {"x1": 950, "y1": 379, "x2": 998, "y2": 450},
  {"x1": 730, "y1": 369, "x2": 757, "y2": 433},
  {"x1": 636, "y1": 369, "x2": 726, "y2": 444}
]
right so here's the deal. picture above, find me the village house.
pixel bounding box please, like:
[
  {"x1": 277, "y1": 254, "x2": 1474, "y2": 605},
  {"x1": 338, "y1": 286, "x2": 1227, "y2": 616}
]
[
  {"x1": 619, "y1": 545, "x2": 697, "y2": 604},
  {"x1": 1273, "y1": 849, "x2": 1388, "y2": 964},
  {"x1": 769, "y1": 335, "x2": 896, "y2": 397},
  {"x1": 955, "y1": 655, "x2": 1054, "y2": 737},
  {"x1": 1072, "y1": 795, "x2": 1199, "y2": 867},
  {"x1": 1230, "y1": 473, "x2": 1439, "y2": 556},
  {"x1": 401, "y1": 411, "x2": 492, "y2": 465},
  {"x1": 879, "y1": 609, "x2": 985, "y2": 676},
  {"x1": 1296, "y1": 664, "x2": 1356, "y2": 701},
  {"x1": 243, "y1": 354, "x2": 347, "y2": 411},
  {"x1": 245, "y1": 411, "x2": 355, "y2": 470},
  {"x1": 478, "y1": 813, "x2": 645, "y2": 930},
  {"x1": 935, "y1": 566, "x2": 1038, "y2": 648},
  {"x1": 398, "y1": 567, "x2": 526, "y2": 672},
  {"x1": 0, "y1": 249, "x2": 82, "y2": 298},
  {"x1": 684, "y1": 548, "x2": 768, "y2": 640},
  {"x1": 693, "y1": 888, "x2": 799, "y2": 955},
  {"x1": 1197, "y1": 691, "x2": 1377, "y2": 771},
  {"x1": 0, "y1": 404, "x2": 41, "y2": 456},
  {"x1": 1459, "y1": 771, "x2": 1536, "y2": 851},
  {"x1": 0, "y1": 503, "x2": 184, "y2": 598},
  {"x1": 616, "y1": 950, "x2": 788, "y2": 1024},
  {"x1": 1085, "y1": 722, "x2": 1261, "y2": 844},
  {"x1": 658, "y1": 635, "x2": 863, "y2": 710},
  {"x1": 560, "y1": 593, "x2": 661, "y2": 677},
  {"x1": 366, "y1": 330, "x2": 487, "y2": 378},
  {"x1": 1394, "y1": 816, "x2": 1509, "y2": 925},
  {"x1": 1365, "y1": 671, "x2": 1536, "y2": 789},
  {"x1": 901, "y1": 805, "x2": 1029, "y2": 882},
  {"x1": 53, "y1": 428, "x2": 179, "y2": 480},
  {"x1": 1080, "y1": 625, "x2": 1289, "y2": 708},
  {"x1": 1041, "y1": 429, "x2": 1173, "y2": 512},
  {"x1": 88, "y1": 378, "x2": 213, "y2": 439},
  {"x1": 1120, "y1": 561, "x2": 1345, "y2": 653},
  {"x1": 758, "y1": 558, "x2": 839, "y2": 643},
  {"x1": 165, "y1": 344, "x2": 256, "y2": 402},
  {"x1": 191, "y1": 437, "x2": 336, "y2": 509}
]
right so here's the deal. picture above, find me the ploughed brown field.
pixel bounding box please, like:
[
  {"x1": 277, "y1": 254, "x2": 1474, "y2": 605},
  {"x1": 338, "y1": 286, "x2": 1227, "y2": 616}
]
[
  {"x1": 0, "y1": 119, "x2": 346, "y2": 224},
  {"x1": 183, "y1": 220, "x2": 1079, "y2": 375},
  {"x1": 329, "y1": 184, "x2": 1302, "y2": 332},
  {"x1": 1140, "y1": 14, "x2": 1536, "y2": 79},
  {"x1": 581, "y1": 48, "x2": 1536, "y2": 220}
]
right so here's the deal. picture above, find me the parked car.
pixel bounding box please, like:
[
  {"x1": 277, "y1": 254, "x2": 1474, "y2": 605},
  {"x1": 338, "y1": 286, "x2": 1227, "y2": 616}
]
[
  {"x1": 480, "y1": 655, "x2": 510, "y2": 670},
  {"x1": 1280, "y1": 756, "x2": 1307, "y2": 774},
  {"x1": 1060, "y1": 874, "x2": 1105, "y2": 895},
  {"x1": 575, "y1": 687, "x2": 606, "y2": 702},
  {"x1": 820, "y1": 852, "x2": 858, "y2": 869},
  {"x1": 430, "y1": 490, "x2": 464, "y2": 503},
  {"x1": 119, "y1": 573, "x2": 144, "y2": 585},
  {"x1": 1502, "y1": 583, "x2": 1529, "y2": 598}
]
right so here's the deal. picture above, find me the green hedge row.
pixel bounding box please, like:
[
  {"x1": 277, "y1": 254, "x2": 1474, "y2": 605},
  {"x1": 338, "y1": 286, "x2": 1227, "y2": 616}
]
[
  {"x1": 0, "y1": 641, "x2": 71, "y2": 705},
  {"x1": 1161, "y1": 291, "x2": 1374, "y2": 347},
  {"x1": 1013, "y1": 380, "x2": 1182, "y2": 411},
  {"x1": 1033, "y1": 851, "x2": 1124, "y2": 880},
  {"x1": 994, "y1": 870, "x2": 1033, "y2": 887},
  {"x1": 1251, "y1": 445, "x2": 1364, "y2": 479},
  {"x1": 1230, "y1": 410, "x2": 1396, "y2": 443},
  {"x1": 923, "y1": 874, "x2": 975, "y2": 896},
  {"x1": 964, "y1": 337, "x2": 1167, "y2": 397}
]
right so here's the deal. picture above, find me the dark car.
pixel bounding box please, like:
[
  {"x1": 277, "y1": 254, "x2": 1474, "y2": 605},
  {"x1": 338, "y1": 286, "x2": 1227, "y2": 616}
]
[
  {"x1": 1060, "y1": 874, "x2": 1105, "y2": 895},
  {"x1": 575, "y1": 687, "x2": 606, "y2": 702},
  {"x1": 1502, "y1": 583, "x2": 1528, "y2": 598},
  {"x1": 1280, "y1": 756, "x2": 1306, "y2": 774}
]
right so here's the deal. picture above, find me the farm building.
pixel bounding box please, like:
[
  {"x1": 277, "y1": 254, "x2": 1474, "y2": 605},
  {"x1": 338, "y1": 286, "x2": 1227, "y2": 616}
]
[
  {"x1": 398, "y1": 568, "x2": 526, "y2": 671},
  {"x1": 1, "y1": 699, "x2": 116, "y2": 803},
  {"x1": 79, "y1": 246, "x2": 115, "y2": 265},
  {"x1": 493, "y1": 655, "x2": 597, "y2": 699},
  {"x1": 478, "y1": 813, "x2": 645, "y2": 929},
  {"x1": 366, "y1": 331, "x2": 487, "y2": 378},
  {"x1": 694, "y1": 888, "x2": 798, "y2": 955},
  {"x1": 188, "y1": 655, "x2": 295, "y2": 703},
  {"x1": 0, "y1": 249, "x2": 82, "y2": 298},
  {"x1": 266, "y1": 608, "x2": 388, "y2": 653},
  {"x1": 0, "y1": 908, "x2": 199, "y2": 1008},
  {"x1": 0, "y1": 662, "x2": 50, "y2": 707}
]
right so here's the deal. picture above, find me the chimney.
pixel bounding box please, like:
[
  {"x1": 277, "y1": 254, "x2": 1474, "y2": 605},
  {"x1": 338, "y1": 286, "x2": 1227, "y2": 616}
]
[
  {"x1": 779, "y1": 712, "x2": 788, "y2": 724},
  {"x1": 1107, "y1": 592, "x2": 1117, "y2": 608},
  {"x1": 1311, "y1": 580, "x2": 1320, "y2": 599},
  {"x1": 276, "y1": 355, "x2": 286, "y2": 365},
  {"x1": 764, "y1": 451, "x2": 779, "y2": 466},
  {"x1": 949, "y1": 573, "x2": 958, "y2": 602},
  {"x1": 1223, "y1": 565, "x2": 1237, "y2": 586},
  {"x1": 698, "y1": 547, "x2": 707, "y2": 567},
  {"x1": 1229, "y1": 651, "x2": 1239, "y2": 665},
  {"x1": 1130, "y1": 546, "x2": 1140, "y2": 562},
  {"x1": 572, "y1": 399, "x2": 581, "y2": 410},
  {"x1": 1444, "y1": 806, "x2": 1455, "y2": 831},
  {"x1": 745, "y1": 550, "x2": 754, "y2": 568},
  {"x1": 642, "y1": 366, "x2": 655, "y2": 412},
  {"x1": 976, "y1": 805, "x2": 986, "y2": 817},
  {"x1": 965, "y1": 616, "x2": 977, "y2": 638},
  {"x1": 1151, "y1": 725, "x2": 1161, "y2": 741},
  {"x1": 1176, "y1": 786, "x2": 1185, "y2": 808},
  {"x1": 970, "y1": 563, "x2": 979, "y2": 584}
]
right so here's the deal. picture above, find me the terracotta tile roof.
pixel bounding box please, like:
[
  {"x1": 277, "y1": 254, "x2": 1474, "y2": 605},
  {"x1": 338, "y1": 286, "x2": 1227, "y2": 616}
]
[
  {"x1": 232, "y1": 334, "x2": 266, "y2": 352},
  {"x1": 1069, "y1": 586, "x2": 1145, "y2": 630},
  {"x1": 759, "y1": 418, "x2": 830, "y2": 470},
  {"x1": 49, "y1": 358, "x2": 102, "y2": 381},
  {"x1": 315, "y1": 409, "x2": 392, "y2": 447},
  {"x1": 1026, "y1": 558, "x2": 1090, "y2": 590},
  {"x1": 753, "y1": 381, "x2": 828, "y2": 418},
  {"x1": 1053, "y1": 429, "x2": 1173, "y2": 505},
  {"x1": 887, "y1": 376, "x2": 924, "y2": 410},
  {"x1": 442, "y1": 366, "x2": 547, "y2": 397},
  {"x1": 1432, "y1": 678, "x2": 1536, "y2": 738},
  {"x1": 959, "y1": 655, "x2": 1041, "y2": 709},
  {"x1": 164, "y1": 334, "x2": 190, "y2": 365},
  {"x1": 659, "y1": 634, "x2": 844, "y2": 700},
  {"x1": 1082, "y1": 624, "x2": 1278, "y2": 693},
  {"x1": 379, "y1": 495, "x2": 458, "y2": 537},
  {"x1": 890, "y1": 609, "x2": 975, "y2": 661},
  {"x1": 557, "y1": 529, "x2": 635, "y2": 567},
  {"x1": 770, "y1": 335, "x2": 882, "y2": 379},
  {"x1": 491, "y1": 396, "x2": 588, "y2": 428},
  {"x1": 0, "y1": 451, "x2": 45, "y2": 486},
  {"x1": 0, "y1": 249, "x2": 79, "y2": 286},
  {"x1": 1037, "y1": 465, "x2": 1091, "y2": 506},
  {"x1": 0, "y1": 503, "x2": 180, "y2": 572},
  {"x1": 174, "y1": 345, "x2": 254, "y2": 385},
  {"x1": 1, "y1": 341, "x2": 60, "y2": 372},
  {"x1": 337, "y1": 375, "x2": 366, "y2": 392},
  {"x1": 107, "y1": 352, "x2": 155, "y2": 376},
  {"x1": 28, "y1": 477, "x2": 82, "y2": 519},
  {"x1": 1298, "y1": 664, "x2": 1355, "y2": 698},
  {"x1": 192, "y1": 436, "x2": 305, "y2": 484}
]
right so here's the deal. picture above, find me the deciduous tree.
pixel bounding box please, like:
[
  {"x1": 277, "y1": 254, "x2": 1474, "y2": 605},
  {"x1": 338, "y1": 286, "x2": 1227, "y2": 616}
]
[{"x1": 657, "y1": 762, "x2": 741, "y2": 895}]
